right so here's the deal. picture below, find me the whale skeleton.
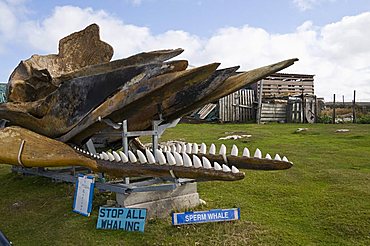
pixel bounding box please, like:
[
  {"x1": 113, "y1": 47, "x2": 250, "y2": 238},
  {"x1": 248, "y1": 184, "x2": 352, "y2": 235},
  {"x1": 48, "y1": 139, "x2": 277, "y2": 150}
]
[{"x1": 0, "y1": 24, "x2": 296, "y2": 182}]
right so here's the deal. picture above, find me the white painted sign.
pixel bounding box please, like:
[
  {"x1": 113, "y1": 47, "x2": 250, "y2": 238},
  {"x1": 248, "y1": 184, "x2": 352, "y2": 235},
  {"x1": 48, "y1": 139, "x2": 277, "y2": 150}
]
[{"x1": 73, "y1": 174, "x2": 95, "y2": 216}]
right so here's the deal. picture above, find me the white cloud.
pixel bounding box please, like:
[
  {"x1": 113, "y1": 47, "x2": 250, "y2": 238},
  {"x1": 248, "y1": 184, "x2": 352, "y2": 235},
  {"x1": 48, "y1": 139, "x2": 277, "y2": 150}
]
[
  {"x1": 293, "y1": 0, "x2": 336, "y2": 11},
  {"x1": 0, "y1": 0, "x2": 21, "y2": 54},
  {"x1": 131, "y1": 0, "x2": 142, "y2": 6},
  {"x1": 0, "y1": 2, "x2": 369, "y2": 101}
]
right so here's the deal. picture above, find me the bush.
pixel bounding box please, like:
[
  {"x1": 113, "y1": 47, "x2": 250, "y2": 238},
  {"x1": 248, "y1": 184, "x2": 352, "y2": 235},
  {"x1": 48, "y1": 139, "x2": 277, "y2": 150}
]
[
  {"x1": 357, "y1": 115, "x2": 370, "y2": 124},
  {"x1": 317, "y1": 115, "x2": 332, "y2": 124}
]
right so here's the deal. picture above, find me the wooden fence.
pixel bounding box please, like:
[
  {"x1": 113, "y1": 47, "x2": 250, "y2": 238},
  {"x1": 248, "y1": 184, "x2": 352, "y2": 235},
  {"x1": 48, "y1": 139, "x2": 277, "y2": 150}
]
[
  {"x1": 286, "y1": 100, "x2": 302, "y2": 123},
  {"x1": 260, "y1": 103, "x2": 287, "y2": 122},
  {"x1": 219, "y1": 89, "x2": 255, "y2": 122},
  {"x1": 286, "y1": 97, "x2": 317, "y2": 123}
]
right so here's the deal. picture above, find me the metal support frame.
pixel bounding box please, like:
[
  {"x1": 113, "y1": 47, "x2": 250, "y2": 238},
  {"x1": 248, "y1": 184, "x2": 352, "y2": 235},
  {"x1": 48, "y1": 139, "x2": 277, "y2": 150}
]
[
  {"x1": 12, "y1": 116, "x2": 190, "y2": 195},
  {"x1": 11, "y1": 166, "x2": 192, "y2": 194}
]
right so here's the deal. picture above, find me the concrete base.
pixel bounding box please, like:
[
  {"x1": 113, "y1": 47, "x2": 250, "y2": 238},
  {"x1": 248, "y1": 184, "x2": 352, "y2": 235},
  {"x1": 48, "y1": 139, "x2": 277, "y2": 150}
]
[{"x1": 116, "y1": 182, "x2": 201, "y2": 218}]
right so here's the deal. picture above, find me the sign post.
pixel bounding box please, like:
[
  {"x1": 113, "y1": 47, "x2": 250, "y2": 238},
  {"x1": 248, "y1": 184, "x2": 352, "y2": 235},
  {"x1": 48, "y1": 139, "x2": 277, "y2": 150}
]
[
  {"x1": 96, "y1": 207, "x2": 147, "y2": 232},
  {"x1": 172, "y1": 208, "x2": 240, "y2": 225},
  {"x1": 73, "y1": 174, "x2": 95, "y2": 216}
]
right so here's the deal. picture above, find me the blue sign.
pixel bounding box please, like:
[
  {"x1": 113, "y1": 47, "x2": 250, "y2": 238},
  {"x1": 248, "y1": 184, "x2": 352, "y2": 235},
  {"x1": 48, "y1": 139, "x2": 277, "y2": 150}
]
[
  {"x1": 73, "y1": 174, "x2": 95, "y2": 216},
  {"x1": 96, "y1": 207, "x2": 147, "y2": 232},
  {"x1": 172, "y1": 208, "x2": 240, "y2": 225}
]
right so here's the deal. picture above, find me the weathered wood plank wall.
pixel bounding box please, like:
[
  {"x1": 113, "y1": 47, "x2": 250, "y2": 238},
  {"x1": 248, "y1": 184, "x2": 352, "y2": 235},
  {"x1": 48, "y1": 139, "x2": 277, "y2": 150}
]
[
  {"x1": 260, "y1": 103, "x2": 287, "y2": 122},
  {"x1": 219, "y1": 89, "x2": 255, "y2": 122}
]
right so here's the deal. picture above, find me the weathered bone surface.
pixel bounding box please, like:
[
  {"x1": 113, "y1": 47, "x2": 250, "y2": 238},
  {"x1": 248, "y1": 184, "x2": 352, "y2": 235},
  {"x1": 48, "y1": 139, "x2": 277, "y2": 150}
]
[
  {"x1": 0, "y1": 24, "x2": 297, "y2": 181},
  {"x1": 7, "y1": 24, "x2": 113, "y2": 103}
]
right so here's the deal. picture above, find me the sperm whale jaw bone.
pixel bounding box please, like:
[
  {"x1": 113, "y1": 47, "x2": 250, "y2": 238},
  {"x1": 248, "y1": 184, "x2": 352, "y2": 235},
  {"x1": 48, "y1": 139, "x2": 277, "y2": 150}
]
[{"x1": 0, "y1": 126, "x2": 244, "y2": 181}]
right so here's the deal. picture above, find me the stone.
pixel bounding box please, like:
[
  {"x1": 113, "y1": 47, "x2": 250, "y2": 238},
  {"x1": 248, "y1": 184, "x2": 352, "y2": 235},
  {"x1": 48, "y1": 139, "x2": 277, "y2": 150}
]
[
  {"x1": 116, "y1": 183, "x2": 201, "y2": 219},
  {"x1": 295, "y1": 128, "x2": 308, "y2": 133},
  {"x1": 336, "y1": 129, "x2": 350, "y2": 133}
]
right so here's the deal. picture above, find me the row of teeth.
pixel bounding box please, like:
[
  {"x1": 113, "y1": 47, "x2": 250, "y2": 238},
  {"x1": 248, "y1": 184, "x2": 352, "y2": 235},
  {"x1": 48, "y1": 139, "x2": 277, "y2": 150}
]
[
  {"x1": 73, "y1": 147, "x2": 240, "y2": 174},
  {"x1": 159, "y1": 143, "x2": 291, "y2": 163}
]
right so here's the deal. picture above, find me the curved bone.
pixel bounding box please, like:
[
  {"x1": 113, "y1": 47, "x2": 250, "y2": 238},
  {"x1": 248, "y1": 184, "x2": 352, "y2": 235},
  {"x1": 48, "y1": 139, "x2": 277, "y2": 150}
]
[
  {"x1": 1, "y1": 61, "x2": 185, "y2": 138},
  {"x1": 0, "y1": 126, "x2": 244, "y2": 181},
  {"x1": 60, "y1": 62, "x2": 218, "y2": 144},
  {"x1": 166, "y1": 142, "x2": 293, "y2": 170},
  {"x1": 192, "y1": 153, "x2": 293, "y2": 170}
]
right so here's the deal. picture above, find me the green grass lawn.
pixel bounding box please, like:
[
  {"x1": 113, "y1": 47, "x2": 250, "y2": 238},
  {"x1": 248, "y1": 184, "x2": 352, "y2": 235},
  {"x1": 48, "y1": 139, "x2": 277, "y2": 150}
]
[{"x1": 1, "y1": 123, "x2": 369, "y2": 245}]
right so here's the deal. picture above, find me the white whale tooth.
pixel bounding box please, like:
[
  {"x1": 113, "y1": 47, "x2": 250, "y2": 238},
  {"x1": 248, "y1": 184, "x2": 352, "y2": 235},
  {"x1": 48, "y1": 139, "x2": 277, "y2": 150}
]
[
  {"x1": 107, "y1": 152, "x2": 115, "y2": 162},
  {"x1": 254, "y1": 148, "x2": 262, "y2": 158},
  {"x1": 185, "y1": 143, "x2": 192, "y2": 154},
  {"x1": 82, "y1": 150, "x2": 86, "y2": 154},
  {"x1": 173, "y1": 152, "x2": 184, "y2": 166},
  {"x1": 274, "y1": 154, "x2": 282, "y2": 161},
  {"x1": 166, "y1": 151, "x2": 176, "y2": 165},
  {"x1": 193, "y1": 155, "x2": 202, "y2": 168},
  {"x1": 181, "y1": 143, "x2": 186, "y2": 153},
  {"x1": 231, "y1": 166, "x2": 239, "y2": 173},
  {"x1": 231, "y1": 145, "x2": 238, "y2": 156},
  {"x1": 265, "y1": 153, "x2": 272, "y2": 159},
  {"x1": 99, "y1": 153, "x2": 103, "y2": 159},
  {"x1": 96, "y1": 155, "x2": 100, "y2": 160},
  {"x1": 213, "y1": 162, "x2": 222, "y2": 171},
  {"x1": 282, "y1": 156, "x2": 289, "y2": 162},
  {"x1": 128, "y1": 150, "x2": 138, "y2": 163},
  {"x1": 163, "y1": 146, "x2": 168, "y2": 152},
  {"x1": 90, "y1": 152, "x2": 94, "y2": 157},
  {"x1": 219, "y1": 144, "x2": 226, "y2": 156},
  {"x1": 192, "y1": 143, "x2": 199, "y2": 154},
  {"x1": 171, "y1": 145, "x2": 177, "y2": 153},
  {"x1": 145, "y1": 149, "x2": 156, "y2": 164},
  {"x1": 176, "y1": 144, "x2": 182, "y2": 153},
  {"x1": 73, "y1": 146, "x2": 77, "y2": 149},
  {"x1": 101, "y1": 152, "x2": 109, "y2": 161},
  {"x1": 222, "y1": 164, "x2": 231, "y2": 172},
  {"x1": 111, "y1": 151, "x2": 121, "y2": 162},
  {"x1": 137, "y1": 150, "x2": 147, "y2": 164},
  {"x1": 202, "y1": 157, "x2": 212, "y2": 169},
  {"x1": 182, "y1": 153, "x2": 193, "y2": 167},
  {"x1": 209, "y1": 143, "x2": 216, "y2": 155},
  {"x1": 118, "y1": 151, "x2": 128, "y2": 163},
  {"x1": 242, "y1": 147, "x2": 250, "y2": 157},
  {"x1": 155, "y1": 149, "x2": 167, "y2": 165},
  {"x1": 199, "y1": 143, "x2": 207, "y2": 154}
]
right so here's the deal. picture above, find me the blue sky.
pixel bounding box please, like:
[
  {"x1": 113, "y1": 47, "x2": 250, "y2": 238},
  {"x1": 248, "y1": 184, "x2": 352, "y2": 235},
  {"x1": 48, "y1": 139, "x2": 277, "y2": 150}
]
[{"x1": 1, "y1": 0, "x2": 370, "y2": 101}]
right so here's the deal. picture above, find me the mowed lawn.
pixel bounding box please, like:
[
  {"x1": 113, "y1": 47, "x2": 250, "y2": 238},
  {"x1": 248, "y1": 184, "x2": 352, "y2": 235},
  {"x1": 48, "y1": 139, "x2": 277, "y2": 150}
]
[{"x1": 0, "y1": 123, "x2": 369, "y2": 245}]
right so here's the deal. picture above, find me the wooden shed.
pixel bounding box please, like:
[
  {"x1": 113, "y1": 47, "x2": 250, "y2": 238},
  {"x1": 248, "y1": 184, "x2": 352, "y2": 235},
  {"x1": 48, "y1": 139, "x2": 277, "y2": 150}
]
[
  {"x1": 252, "y1": 73, "x2": 316, "y2": 123},
  {"x1": 193, "y1": 72, "x2": 316, "y2": 123},
  {"x1": 253, "y1": 73, "x2": 315, "y2": 99}
]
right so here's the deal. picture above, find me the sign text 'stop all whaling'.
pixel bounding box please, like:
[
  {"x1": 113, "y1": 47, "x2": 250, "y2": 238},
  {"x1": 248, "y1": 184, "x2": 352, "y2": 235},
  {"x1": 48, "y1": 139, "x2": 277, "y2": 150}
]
[{"x1": 96, "y1": 207, "x2": 146, "y2": 232}]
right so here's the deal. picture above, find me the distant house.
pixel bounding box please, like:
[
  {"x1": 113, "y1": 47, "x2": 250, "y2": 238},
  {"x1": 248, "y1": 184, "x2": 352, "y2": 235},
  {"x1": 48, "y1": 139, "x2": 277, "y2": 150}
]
[{"x1": 0, "y1": 83, "x2": 6, "y2": 103}]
